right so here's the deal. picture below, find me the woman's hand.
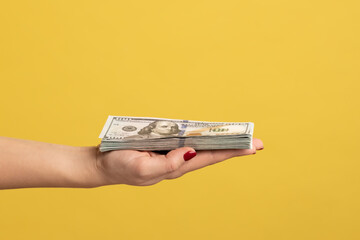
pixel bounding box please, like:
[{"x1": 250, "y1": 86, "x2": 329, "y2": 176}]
[
  {"x1": 95, "y1": 138, "x2": 264, "y2": 186},
  {"x1": 0, "y1": 136, "x2": 263, "y2": 189}
]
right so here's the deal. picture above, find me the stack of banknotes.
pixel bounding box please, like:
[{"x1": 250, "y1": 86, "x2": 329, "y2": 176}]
[{"x1": 99, "y1": 116, "x2": 254, "y2": 152}]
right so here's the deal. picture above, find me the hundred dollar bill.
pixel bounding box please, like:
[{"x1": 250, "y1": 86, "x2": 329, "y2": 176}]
[{"x1": 99, "y1": 116, "x2": 254, "y2": 152}]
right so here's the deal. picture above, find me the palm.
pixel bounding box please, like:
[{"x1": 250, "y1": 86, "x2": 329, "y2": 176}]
[{"x1": 97, "y1": 138, "x2": 263, "y2": 186}]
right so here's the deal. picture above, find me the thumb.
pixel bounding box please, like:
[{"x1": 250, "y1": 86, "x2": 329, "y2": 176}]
[{"x1": 163, "y1": 147, "x2": 197, "y2": 173}]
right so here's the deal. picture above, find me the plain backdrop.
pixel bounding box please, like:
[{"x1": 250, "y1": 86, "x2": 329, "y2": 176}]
[{"x1": 0, "y1": 1, "x2": 359, "y2": 239}]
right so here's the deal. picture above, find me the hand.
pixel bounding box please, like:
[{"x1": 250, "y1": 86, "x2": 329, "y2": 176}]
[{"x1": 95, "y1": 138, "x2": 264, "y2": 186}]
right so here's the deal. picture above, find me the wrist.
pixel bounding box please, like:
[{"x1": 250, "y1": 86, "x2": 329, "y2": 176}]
[{"x1": 66, "y1": 146, "x2": 109, "y2": 188}]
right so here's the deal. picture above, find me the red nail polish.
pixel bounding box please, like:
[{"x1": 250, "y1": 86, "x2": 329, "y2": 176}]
[{"x1": 184, "y1": 151, "x2": 197, "y2": 161}]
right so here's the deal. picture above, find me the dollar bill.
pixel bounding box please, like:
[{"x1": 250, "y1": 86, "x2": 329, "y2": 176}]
[{"x1": 99, "y1": 116, "x2": 254, "y2": 152}]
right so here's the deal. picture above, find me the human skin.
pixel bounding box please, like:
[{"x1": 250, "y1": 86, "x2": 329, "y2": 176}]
[{"x1": 0, "y1": 136, "x2": 264, "y2": 189}]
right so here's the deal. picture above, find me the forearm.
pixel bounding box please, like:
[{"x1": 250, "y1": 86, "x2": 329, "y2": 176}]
[{"x1": 0, "y1": 137, "x2": 105, "y2": 189}]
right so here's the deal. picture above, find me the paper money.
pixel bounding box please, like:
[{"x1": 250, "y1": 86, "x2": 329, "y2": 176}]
[{"x1": 99, "y1": 116, "x2": 254, "y2": 152}]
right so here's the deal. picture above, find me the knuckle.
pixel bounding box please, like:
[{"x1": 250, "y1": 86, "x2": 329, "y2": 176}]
[
  {"x1": 166, "y1": 160, "x2": 180, "y2": 173},
  {"x1": 208, "y1": 151, "x2": 223, "y2": 164},
  {"x1": 133, "y1": 160, "x2": 151, "y2": 180}
]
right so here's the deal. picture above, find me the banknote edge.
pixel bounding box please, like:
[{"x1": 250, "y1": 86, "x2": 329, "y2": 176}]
[
  {"x1": 99, "y1": 115, "x2": 114, "y2": 138},
  {"x1": 99, "y1": 115, "x2": 255, "y2": 139}
]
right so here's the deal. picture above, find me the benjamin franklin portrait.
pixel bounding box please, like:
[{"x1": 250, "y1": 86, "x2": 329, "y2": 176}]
[{"x1": 125, "y1": 121, "x2": 180, "y2": 139}]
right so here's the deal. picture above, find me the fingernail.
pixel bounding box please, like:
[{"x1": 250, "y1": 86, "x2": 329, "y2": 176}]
[
  {"x1": 184, "y1": 151, "x2": 197, "y2": 161},
  {"x1": 259, "y1": 147, "x2": 264, "y2": 150}
]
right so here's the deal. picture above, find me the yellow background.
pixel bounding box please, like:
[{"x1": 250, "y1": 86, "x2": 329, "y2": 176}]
[{"x1": 0, "y1": 1, "x2": 359, "y2": 239}]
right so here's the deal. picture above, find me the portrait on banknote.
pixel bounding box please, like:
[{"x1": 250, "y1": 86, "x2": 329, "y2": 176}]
[{"x1": 124, "y1": 120, "x2": 180, "y2": 139}]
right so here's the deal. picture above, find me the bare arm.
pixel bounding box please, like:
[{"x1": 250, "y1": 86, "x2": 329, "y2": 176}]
[
  {"x1": 0, "y1": 136, "x2": 264, "y2": 189},
  {"x1": 0, "y1": 137, "x2": 103, "y2": 189}
]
